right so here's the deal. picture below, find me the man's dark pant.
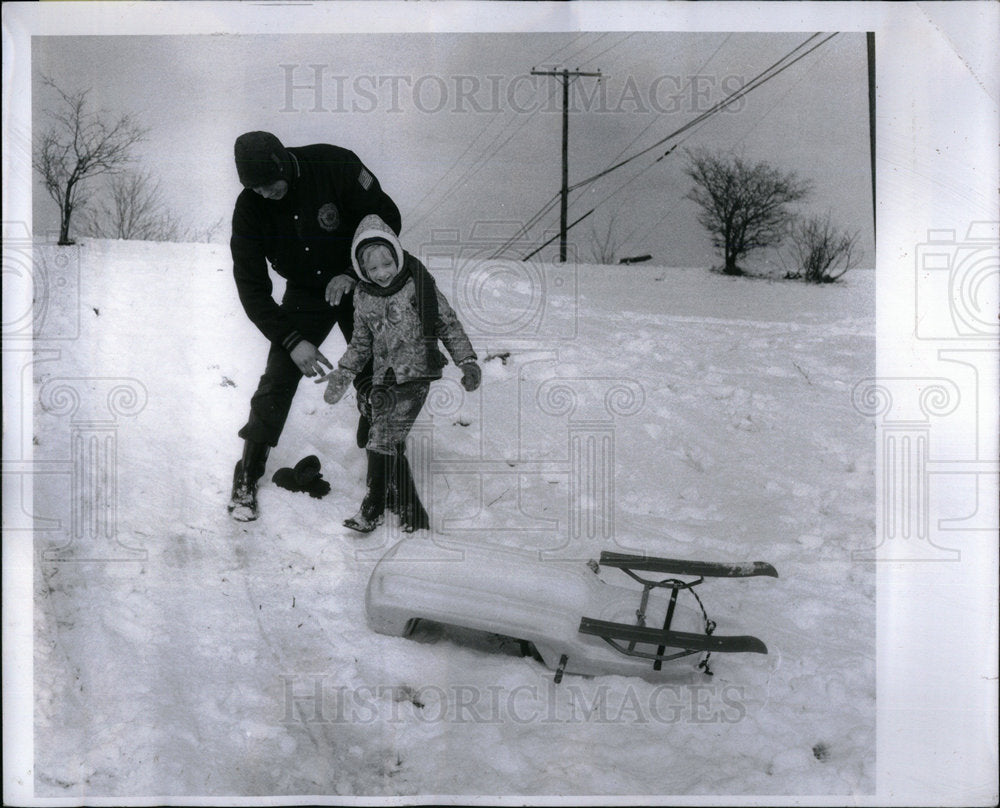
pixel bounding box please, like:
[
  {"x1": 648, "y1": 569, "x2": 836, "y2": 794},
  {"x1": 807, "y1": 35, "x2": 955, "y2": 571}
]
[{"x1": 238, "y1": 291, "x2": 370, "y2": 447}]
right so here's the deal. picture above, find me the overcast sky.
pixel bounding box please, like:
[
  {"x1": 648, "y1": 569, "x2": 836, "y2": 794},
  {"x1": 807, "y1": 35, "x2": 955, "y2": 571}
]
[{"x1": 32, "y1": 31, "x2": 872, "y2": 267}]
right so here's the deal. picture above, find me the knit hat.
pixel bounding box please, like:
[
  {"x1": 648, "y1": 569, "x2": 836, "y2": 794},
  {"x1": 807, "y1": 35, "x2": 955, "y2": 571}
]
[{"x1": 234, "y1": 131, "x2": 288, "y2": 188}]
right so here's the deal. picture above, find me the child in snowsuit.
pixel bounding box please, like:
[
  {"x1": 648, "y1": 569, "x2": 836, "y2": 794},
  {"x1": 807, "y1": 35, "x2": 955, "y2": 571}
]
[{"x1": 317, "y1": 214, "x2": 481, "y2": 532}]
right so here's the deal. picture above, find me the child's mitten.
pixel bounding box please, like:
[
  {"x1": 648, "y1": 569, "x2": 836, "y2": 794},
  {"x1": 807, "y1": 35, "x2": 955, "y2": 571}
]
[
  {"x1": 460, "y1": 360, "x2": 482, "y2": 392},
  {"x1": 318, "y1": 367, "x2": 353, "y2": 404}
]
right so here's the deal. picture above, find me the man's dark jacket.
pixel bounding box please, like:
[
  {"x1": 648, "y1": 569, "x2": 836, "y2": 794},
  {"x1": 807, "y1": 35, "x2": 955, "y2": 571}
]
[{"x1": 230, "y1": 144, "x2": 401, "y2": 353}]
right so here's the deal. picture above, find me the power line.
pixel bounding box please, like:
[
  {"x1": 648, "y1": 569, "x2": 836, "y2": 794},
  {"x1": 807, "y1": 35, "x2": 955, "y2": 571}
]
[
  {"x1": 522, "y1": 208, "x2": 595, "y2": 261},
  {"x1": 537, "y1": 32, "x2": 594, "y2": 68},
  {"x1": 403, "y1": 34, "x2": 590, "y2": 235},
  {"x1": 562, "y1": 34, "x2": 735, "y2": 235},
  {"x1": 577, "y1": 32, "x2": 636, "y2": 70},
  {"x1": 404, "y1": 80, "x2": 561, "y2": 236},
  {"x1": 603, "y1": 33, "x2": 732, "y2": 168},
  {"x1": 557, "y1": 32, "x2": 615, "y2": 70},
  {"x1": 513, "y1": 33, "x2": 838, "y2": 258},
  {"x1": 403, "y1": 115, "x2": 509, "y2": 233},
  {"x1": 492, "y1": 34, "x2": 730, "y2": 259},
  {"x1": 488, "y1": 191, "x2": 562, "y2": 259},
  {"x1": 568, "y1": 34, "x2": 830, "y2": 193},
  {"x1": 623, "y1": 36, "x2": 840, "y2": 252}
]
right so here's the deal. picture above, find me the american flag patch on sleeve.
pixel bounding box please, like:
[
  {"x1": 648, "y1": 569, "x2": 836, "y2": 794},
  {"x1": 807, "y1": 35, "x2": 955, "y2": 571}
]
[{"x1": 358, "y1": 168, "x2": 373, "y2": 190}]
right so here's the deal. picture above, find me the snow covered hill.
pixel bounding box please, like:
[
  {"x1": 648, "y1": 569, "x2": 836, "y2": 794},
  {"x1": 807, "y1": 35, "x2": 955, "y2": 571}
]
[{"x1": 31, "y1": 239, "x2": 875, "y2": 797}]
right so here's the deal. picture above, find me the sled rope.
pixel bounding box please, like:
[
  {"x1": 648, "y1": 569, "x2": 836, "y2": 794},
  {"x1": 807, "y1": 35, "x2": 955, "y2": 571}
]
[{"x1": 687, "y1": 585, "x2": 717, "y2": 676}]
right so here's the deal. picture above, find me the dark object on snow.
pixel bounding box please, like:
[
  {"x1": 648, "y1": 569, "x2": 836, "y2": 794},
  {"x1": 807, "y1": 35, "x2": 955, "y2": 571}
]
[
  {"x1": 292, "y1": 454, "x2": 321, "y2": 486},
  {"x1": 618, "y1": 254, "x2": 652, "y2": 265},
  {"x1": 272, "y1": 454, "x2": 331, "y2": 499}
]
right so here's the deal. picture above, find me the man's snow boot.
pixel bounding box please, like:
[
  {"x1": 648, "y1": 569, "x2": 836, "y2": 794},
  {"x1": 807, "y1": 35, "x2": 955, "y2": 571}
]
[
  {"x1": 344, "y1": 451, "x2": 388, "y2": 533},
  {"x1": 227, "y1": 440, "x2": 270, "y2": 522},
  {"x1": 394, "y1": 451, "x2": 430, "y2": 533}
]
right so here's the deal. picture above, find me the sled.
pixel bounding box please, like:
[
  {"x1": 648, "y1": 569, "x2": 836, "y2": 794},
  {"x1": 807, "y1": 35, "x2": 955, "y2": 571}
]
[{"x1": 366, "y1": 541, "x2": 777, "y2": 681}]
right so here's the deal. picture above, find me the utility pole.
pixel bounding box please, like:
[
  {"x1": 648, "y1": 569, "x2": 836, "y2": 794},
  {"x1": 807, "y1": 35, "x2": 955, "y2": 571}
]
[{"x1": 531, "y1": 67, "x2": 602, "y2": 262}]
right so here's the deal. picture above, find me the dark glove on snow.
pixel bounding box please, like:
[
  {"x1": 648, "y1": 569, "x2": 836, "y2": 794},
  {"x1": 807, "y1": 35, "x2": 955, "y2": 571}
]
[
  {"x1": 272, "y1": 455, "x2": 330, "y2": 499},
  {"x1": 292, "y1": 455, "x2": 321, "y2": 486}
]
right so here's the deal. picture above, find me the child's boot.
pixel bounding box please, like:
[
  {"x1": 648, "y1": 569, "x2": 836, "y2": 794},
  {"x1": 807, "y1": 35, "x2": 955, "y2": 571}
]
[
  {"x1": 385, "y1": 442, "x2": 406, "y2": 515},
  {"x1": 344, "y1": 451, "x2": 388, "y2": 533},
  {"x1": 395, "y1": 451, "x2": 430, "y2": 533}
]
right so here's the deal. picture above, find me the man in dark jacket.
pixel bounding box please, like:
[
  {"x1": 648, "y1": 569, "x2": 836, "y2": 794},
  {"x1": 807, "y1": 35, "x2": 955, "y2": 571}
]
[{"x1": 228, "y1": 130, "x2": 401, "y2": 521}]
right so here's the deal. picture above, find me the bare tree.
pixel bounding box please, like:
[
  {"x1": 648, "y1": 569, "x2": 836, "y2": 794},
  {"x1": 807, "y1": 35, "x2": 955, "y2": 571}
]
[
  {"x1": 185, "y1": 216, "x2": 226, "y2": 244},
  {"x1": 80, "y1": 169, "x2": 183, "y2": 241},
  {"x1": 785, "y1": 213, "x2": 862, "y2": 283},
  {"x1": 684, "y1": 149, "x2": 811, "y2": 276},
  {"x1": 33, "y1": 75, "x2": 148, "y2": 245},
  {"x1": 81, "y1": 169, "x2": 227, "y2": 243},
  {"x1": 587, "y1": 212, "x2": 624, "y2": 265}
]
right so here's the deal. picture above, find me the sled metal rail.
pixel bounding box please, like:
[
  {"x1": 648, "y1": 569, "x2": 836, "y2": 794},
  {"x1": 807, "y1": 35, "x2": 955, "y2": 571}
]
[
  {"x1": 598, "y1": 552, "x2": 779, "y2": 579},
  {"x1": 578, "y1": 618, "x2": 768, "y2": 657},
  {"x1": 572, "y1": 551, "x2": 774, "y2": 677}
]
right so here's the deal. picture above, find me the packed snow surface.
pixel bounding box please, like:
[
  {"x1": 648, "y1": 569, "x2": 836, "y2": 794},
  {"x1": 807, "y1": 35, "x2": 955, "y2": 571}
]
[{"x1": 32, "y1": 239, "x2": 875, "y2": 798}]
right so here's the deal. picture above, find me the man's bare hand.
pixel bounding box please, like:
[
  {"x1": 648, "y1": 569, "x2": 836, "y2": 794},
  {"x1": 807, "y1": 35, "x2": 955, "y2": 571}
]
[
  {"x1": 290, "y1": 341, "x2": 333, "y2": 378},
  {"x1": 325, "y1": 275, "x2": 357, "y2": 306}
]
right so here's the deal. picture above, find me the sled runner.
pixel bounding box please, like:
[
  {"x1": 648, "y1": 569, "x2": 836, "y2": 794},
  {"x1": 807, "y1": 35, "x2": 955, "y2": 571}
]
[
  {"x1": 366, "y1": 541, "x2": 777, "y2": 681},
  {"x1": 575, "y1": 551, "x2": 775, "y2": 679}
]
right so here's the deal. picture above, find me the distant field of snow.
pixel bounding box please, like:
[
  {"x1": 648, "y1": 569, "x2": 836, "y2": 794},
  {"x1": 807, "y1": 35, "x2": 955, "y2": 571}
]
[{"x1": 29, "y1": 239, "x2": 875, "y2": 798}]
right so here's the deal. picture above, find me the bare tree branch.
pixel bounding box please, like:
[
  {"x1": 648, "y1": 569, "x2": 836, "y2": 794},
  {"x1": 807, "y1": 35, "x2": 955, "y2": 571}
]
[
  {"x1": 684, "y1": 149, "x2": 811, "y2": 275},
  {"x1": 32, "y1": 74, "x2": 148, "y2": 244},
  {"x1": 587, "y1": 212, "x2": 624, "y2": 265},
  {"x1": 785, "y1": 213, "x2": 863, "y2": 283}
]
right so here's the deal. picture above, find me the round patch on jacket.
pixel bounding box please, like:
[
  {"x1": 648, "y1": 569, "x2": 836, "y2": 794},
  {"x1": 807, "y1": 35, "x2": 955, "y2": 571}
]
[{"x1": 317, "y1": 203, "x2": 340, "y2": 232}]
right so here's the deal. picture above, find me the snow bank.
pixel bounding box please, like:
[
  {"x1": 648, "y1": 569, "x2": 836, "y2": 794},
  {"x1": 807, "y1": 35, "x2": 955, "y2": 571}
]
[{"x1": 31, "y1": 239, "x2": 875, "y2": 798}]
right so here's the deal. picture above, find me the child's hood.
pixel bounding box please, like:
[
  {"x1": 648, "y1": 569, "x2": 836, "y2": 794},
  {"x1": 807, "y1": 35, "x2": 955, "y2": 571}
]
[{"x1": 351, "y1": 214, "x2": 405, "y2": 282}]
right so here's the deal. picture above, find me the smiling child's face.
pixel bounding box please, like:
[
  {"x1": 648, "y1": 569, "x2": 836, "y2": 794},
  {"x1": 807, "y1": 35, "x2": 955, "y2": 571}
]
[{"x1": 361, "y1": 245, "x2": 399, "y2": 287}]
